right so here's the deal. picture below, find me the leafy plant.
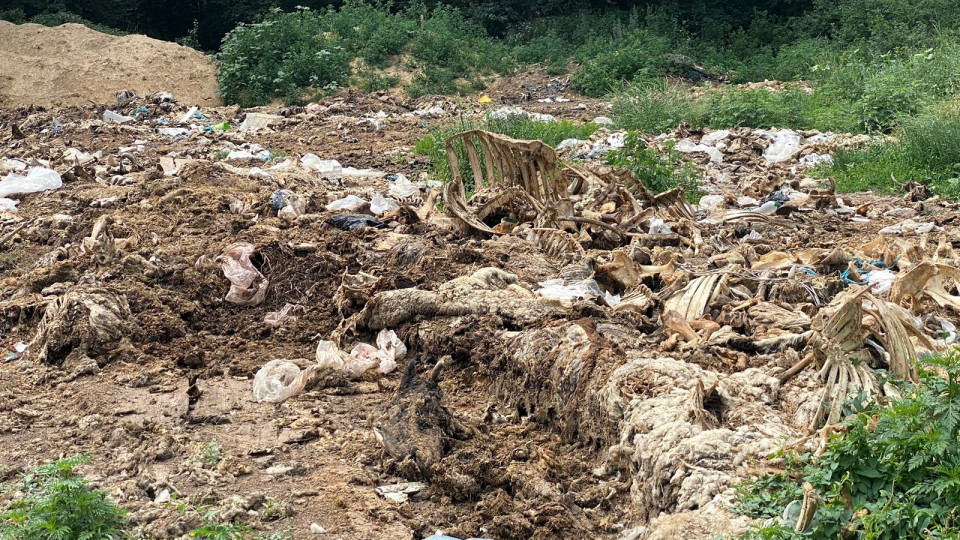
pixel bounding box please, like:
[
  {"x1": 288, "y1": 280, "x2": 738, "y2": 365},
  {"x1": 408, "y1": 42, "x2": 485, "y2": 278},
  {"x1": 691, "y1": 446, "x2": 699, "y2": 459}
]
[
  {"x1": 604, "y1": 132, "x2": 703, "y2": 201},
  {"x1": 0, "y1": 454, "x2": 128, "y2": 540},
  {"x1": 735, "y1": 350, "x2": 960, "y2": 539},
  {"x1": 215, "y1": 7, "x2": 350, "y2": 107}
]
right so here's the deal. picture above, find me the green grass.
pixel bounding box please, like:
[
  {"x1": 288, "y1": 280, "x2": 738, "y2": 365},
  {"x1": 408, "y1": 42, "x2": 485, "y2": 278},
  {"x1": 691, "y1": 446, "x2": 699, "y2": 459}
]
[
  {"x1": 736, "y1": 350, "x2": 960, "y2": 539},
  {"x1": 817, "y1": 102, "x2": 960, "y2": 198},
  {"x1": 0, "y1": 454, "x2": 128, "y2": 539},
  {"x1": 604, "y1": 132, "x2": 704, "y2": 202}
]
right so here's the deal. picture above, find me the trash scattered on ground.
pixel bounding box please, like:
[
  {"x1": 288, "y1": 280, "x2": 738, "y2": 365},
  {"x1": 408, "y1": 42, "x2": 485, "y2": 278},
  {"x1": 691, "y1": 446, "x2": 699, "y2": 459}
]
[{"x1": 327, "y1": 214, "x2": 385, "y2": 230}]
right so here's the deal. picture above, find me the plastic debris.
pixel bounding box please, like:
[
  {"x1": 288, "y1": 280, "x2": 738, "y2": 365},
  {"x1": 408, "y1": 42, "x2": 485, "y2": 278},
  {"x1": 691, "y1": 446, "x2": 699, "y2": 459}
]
[
  {"x1": 178, "y1": 106, "x2": 199, "y2": 124},
  {"x1": 556, "y1": 138, "x2": 587, "y2": 151},
  {"x1": 239, "y1": 113, "x2": 282, "y2": 133},
  {"x1": 701, "y1": 129, "x2": 731, "y2": 146},
  {"x1": 593, "y1": 116, "x2": 614, "y2": 126},
  {"x1": 301, "y1": 154, "x2": 342, "y2": 179},
  {"x1": 648, "y1": 218, "x2": 672, "y2": 235},
  {"x1": 698, "y1": 194, "x2": 725, "y2": 209},
  {"x1": 309, "y1": 523, "x2": 327, "y2": 534},
  {"x1": 325, "y1": 195, "x2": 367, "y2": 212},
  {"x1": 4, "y1": 342, "x2": 28, "y2": 362},
  {"x1": 327, "y1": 214, "x2": 385, "y2": 231},
  {"x1": 376, "y1": 482, "x2": 427, "y2": 503},
  {"x1": 317, "y1": 330, "x2": 407, "y2": 377},
  {"x1": 264, "y1": 303, "x2": 303, "y2": 327},
  {"x1": 0, "y1": 168, "x2": 62, "y2": 198},
  {"x1": 488, "y1": 106, "x2": 555, "y2": 123},
  {"x1": 215, "y1": 242, "x2": 268, "y2": 306},
  {"x1": 158, "y1": 127, "x2": 190, "y2": 137},
  {"x1": 252, "y1": 359, "x2": 318, "y2": 403},
  {"x1": 387, "y1": 175, "x2": 420, "y2": 200},
  {"x1": 271, "y1": 189, "x2": 306, "y2": 220},
  {"x1": 879, "y1": 219, "x2": 939, "y2": 235},
  {"x1": 798, "y1": 153, "x2": 834, "y2": 168},
  {"x1": 535, "y1": 278, "x2": 603, "y2": 302},
  {"x1": 674, "y1": 138, "x2": 723, "y2": 164},
  {"x1": 103, "y1": 110, "x2": 133, "y2": 124},
  {"x1": 370, "y1": 196, "x2": 400, "y2": 215},
  {"x1": 759, "y1": 129, "x2": 802, "y2": 163},
  {"x1": 868, "y1": 269, "x2": 897, "y2": 295}
]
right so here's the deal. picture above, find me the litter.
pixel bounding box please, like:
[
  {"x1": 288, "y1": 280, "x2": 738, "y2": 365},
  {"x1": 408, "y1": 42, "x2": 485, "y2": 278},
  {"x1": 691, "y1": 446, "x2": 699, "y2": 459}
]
[
  {"x1": 879, "y1": 219, "x2": 939, "y2": 235},
  {"x1": 301, "y1": 154, "x2": 342, "y2": 179},
  {"x1": 759, "y1": 129, "x2": 802, "y2": 163},
  {"x1": 0, "y1": 167, "x2": 62, "y2": 198},
  {"x1": 593, "y1": 116, "x2": 614, "y2": 126},
  {"x1": 158, "y1": 127, "x2": 190, "y2": 137},
  {"x1": 103, "y1": 110, "x2": 134, "y2": 124},
  {"x1": 317, "y1": 330, "x2": 407, "y2": 377},
  {"x1": 271, "y1": 189, "x2": 306, "y2": 220},
  {"x1": 375, "y1": 481, "x2": 427, "y2": 503},
  {"x1": 648, "y1": 218, "x2": 672, "y2": 234},
  {"x1": 239, "y1": 113, "x2": 282, "y2": 133},
  {"x1": 370, "y1": 196, "x2": 400, "y2": 215},
  {"x1": 215, "y1": 242, "x2": 268, "y2": 306},
  {"x1": 178, "y1": 106, "x2": 200, "y2": 124},
  {"x1": 264, "y1": 303, "x2": 303, "y2": 327},
  {"x1": 535, "y1": 278, "x2": 603, "y2": 302},
  {"x1": 325, "y1": 195, "x2": 367, "y2": 212},
  {"x1": 674, "y1": 138, "x2": 723, "y2": 164},
  {"x1": 252, "y1": 359, "x2": 318, "y2": 403},
  {"x1": 327, "y1": 214, "x2": 385, "y2": 231}
]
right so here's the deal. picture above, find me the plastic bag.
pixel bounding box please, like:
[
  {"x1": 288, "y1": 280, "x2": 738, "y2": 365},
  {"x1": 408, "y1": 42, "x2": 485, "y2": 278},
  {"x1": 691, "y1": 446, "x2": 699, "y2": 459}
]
[
  {"x1": 0, "y1": 198, "x2": 18, "y2": 212},
  {"x1": 535, "y1": 278, "x2": 603, "y2": 302},
  {"x1": 327, "y1": 214, "x2": 385, "y2": 231},
  {"x1": 674, "y1": 139, "x2": 723, "y2": 164},
  {"x1": 301, "y1": 154, "x2": 342, "y2": 178},
  {"x1": 264, "y1": 303, "x2": 302, "y2": 327},
  {"x1": 271, "y1": 189, "x2": 306, "y2": 220},
  {"x1": 0, "y1": 168, "x2": 62, "y2": 198},
  {"x1": 701, "y1": 129, "x2": 731, "y2": 146},
  {"x1": 215, "y1": 242, "x2": 268, "y2": 306},
  {"x1": 648, "y1": 218, "x2": 672, "y2": 235},
  {"x1": 370, "y1": 196, "x2": 400, "y2": 215},
  {"x1": 252, "y1": 359, "x2": 317, "y2": 403},
  {"x1": 387, "y1": 175, "x2": 420, "y2": 200},
  {"x1": 315, "y1": 341, "x2": 346, "y2": 371},
  {"x1": 868, "y1": 269, "x2": 897, "y2": 295},
  {"x1": 760, "y1": 129, "x2": 801, "y2": 163},
  {"x1": 325, "y1": 195, "x2": 367, "y2": 212}
]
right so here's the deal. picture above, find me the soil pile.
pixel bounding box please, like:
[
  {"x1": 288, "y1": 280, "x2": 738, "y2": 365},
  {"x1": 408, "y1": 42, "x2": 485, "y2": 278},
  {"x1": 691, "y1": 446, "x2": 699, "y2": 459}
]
[{"x1": 0, "y1": 22, "x2": 218, "y2": 108}]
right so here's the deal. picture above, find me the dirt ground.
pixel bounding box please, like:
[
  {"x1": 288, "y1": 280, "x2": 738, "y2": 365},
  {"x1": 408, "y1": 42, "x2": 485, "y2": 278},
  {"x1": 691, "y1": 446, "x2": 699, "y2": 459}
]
[
  {"x1": 0, "y1": 22, "x2": 218, "y2": 108},
  {"x1": 1, "y1": 68, "x2": 959, "y2": 540}
]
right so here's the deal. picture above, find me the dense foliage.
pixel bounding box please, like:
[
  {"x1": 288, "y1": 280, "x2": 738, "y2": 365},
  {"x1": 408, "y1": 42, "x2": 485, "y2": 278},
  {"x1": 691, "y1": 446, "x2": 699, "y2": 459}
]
[{"x1": 736, "y1": 351, "x2": 960, "y2": 539}]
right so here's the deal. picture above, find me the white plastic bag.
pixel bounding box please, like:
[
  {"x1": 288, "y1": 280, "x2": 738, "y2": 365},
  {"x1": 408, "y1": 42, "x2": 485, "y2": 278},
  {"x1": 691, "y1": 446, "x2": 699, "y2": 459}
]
[
  {"x1": 252, "y1": 359, "x2": 317, "y2": 403},
  {"x1": 535, "y1": 278, "x2": 603, "y2": 302},
  {"x1": 0, "y1": 198, "x2": 18, "y2": 212},
  {"x1": 648, "y1": 218, "x2": 672, "y2": 235},
  {"x1": 868, "y1": 269, "x2": 896, "y2": 295},
  {"x1": 0, "y1": 168, "x2": 62, "y2": 198},
  {"x1": 370, "y1": 196, "x2": 400, "y2": 215},
  {"x1": 674, "y1": 139, "x2": 723, "y2": 164},
  {"x1": 387, "y1": 175, "x2": 420, "y2": 200},
  {"x1": 315, "y1": 341, "x2": 346, "y2": 370},
  {"x1": 215, "y1": 242, "x2": 268, "y2": 306},
  {"x1": 760, "y1": 129, "x2": 801, "y2": 163},
  {"x1": 301, "y1": 154, "x2": 342, "y2": 178},
  {"x1": 325, "y1": 194, "x2": 367, "y2": 212}
]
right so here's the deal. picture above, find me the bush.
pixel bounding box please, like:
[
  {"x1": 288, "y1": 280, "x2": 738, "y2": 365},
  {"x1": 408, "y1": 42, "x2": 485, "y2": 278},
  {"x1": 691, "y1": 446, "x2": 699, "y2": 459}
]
[
  {"x1": 0, "y1": 454, "x2": 128, "y2": 539},
  {"x1": 215, "y1": 7, "x2": 350, "y2": 107},
  {"x1": 27, "y1": 10, "x2": 126, "y2": 36},
  {"x1": 736, "y1": 351, "x2": 960, "y2": 539}
]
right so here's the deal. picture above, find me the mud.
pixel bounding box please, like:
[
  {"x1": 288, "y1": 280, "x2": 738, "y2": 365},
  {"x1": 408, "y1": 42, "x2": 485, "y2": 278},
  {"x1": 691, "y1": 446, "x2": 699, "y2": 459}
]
[{"x1": 0, "y1": 84, "x2": 959, "y2": 540}]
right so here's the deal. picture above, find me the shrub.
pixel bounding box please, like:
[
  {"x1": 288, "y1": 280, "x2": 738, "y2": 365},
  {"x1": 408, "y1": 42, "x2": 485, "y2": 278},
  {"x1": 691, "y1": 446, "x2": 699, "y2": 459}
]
[
  {"x1": 27, "y1": 10, "x2": 126, "y2": 36},
  {"x1": 735, "y1": 350, "x2": 960, "y2": 539},
  {"x1": 215, "y1": 7, "x2": 350, "y2": 107},
  {"x1": 0, "y1": 454, "x2": 128, "y2": 539}
]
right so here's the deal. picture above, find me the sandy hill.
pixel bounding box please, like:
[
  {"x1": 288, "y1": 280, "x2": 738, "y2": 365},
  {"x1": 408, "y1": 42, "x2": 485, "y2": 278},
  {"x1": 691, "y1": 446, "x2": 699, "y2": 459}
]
[{"x1": 0, "y1": 21, "x2": 219, "y2": 108}]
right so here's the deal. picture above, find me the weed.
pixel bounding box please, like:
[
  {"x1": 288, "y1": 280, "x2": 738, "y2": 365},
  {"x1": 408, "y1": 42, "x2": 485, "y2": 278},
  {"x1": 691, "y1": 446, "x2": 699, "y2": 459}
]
[
  {"x1": 734, "y1": 350, "x2": 960, "y2": 539},
  {"x1": 604, "y1": 133, "x2": 703, "y2": 202},
  {"x1": 0, "y1": 453, "x2": 128, "y2": 539},
  {"x1": 198, "y1": 441, "x2": 221, "y2": 467}
]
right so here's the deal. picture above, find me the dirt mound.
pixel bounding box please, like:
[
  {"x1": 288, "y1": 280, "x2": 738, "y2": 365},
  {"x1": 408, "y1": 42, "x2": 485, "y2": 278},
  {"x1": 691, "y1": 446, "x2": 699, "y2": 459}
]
[{"x1": 0, "y1": 22, "x2": 218, "y2": 108}]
